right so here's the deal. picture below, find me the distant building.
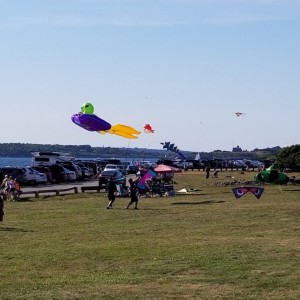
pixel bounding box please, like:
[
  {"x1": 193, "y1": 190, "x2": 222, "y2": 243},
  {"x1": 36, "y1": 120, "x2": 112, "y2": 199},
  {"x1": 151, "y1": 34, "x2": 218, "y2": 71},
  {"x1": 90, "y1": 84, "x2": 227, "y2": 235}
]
[{"x1": 232, "y1": 145, "x2": 242, "y2": 152}]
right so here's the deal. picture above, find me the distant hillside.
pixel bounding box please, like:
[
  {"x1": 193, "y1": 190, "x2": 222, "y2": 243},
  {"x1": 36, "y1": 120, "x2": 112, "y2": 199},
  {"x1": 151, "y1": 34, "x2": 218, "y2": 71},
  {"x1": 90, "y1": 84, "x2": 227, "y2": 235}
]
[
  {"x1": 0, "y1": 143, "x2": 165, "y2": 159},
  {"x1": 0, "y1": 143, "x2": 281, "y2": 161}
]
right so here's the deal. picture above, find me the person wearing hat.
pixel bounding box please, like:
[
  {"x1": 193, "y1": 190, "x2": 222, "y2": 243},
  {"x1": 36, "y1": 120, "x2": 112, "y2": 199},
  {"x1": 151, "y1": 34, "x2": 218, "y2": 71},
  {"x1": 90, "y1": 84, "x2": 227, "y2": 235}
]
[{"x1": 106, "y1": 176, "x2": 117, "y2": 209}]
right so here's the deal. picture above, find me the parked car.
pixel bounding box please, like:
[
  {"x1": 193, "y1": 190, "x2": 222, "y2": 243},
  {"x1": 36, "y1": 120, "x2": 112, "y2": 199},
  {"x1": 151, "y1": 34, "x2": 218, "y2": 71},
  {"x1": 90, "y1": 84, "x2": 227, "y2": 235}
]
[
  {"x1": 61, "y1": 166, "x2": 77, "y2": 181},
  {"x1": 126, "y1": 164, "x2": 139, "y2": 175},
  {"x1": 48, "y1": 165, "x2": 76, "y2": 182},
  {"x1": 32, "y1": 169, "x2": 48, "y2": 184},
  {"x1": 76, "y1": 163, "x2": 93, "y2": 179},
  {"x1": 103, "y1": 164, "x2": 119, "y2": 171},
  {"x1": 227, "y1": 160, "x2": 247, "y2": 170},
  {"x1": 116, "y1": 165, "x2": 127, "y2": 175},
  {"x1": 48, "y1": 164, "x2": 68, "y2": 183},
  {"x1": 81, "y1": 161, "x2": 98, "y2": 176},
  {"x1": 0, "y1": 167, "x2": 25, "y2": 185},
  {"x1": 243, "y1": 159, "x2": 262, "y2": 169},
  {"x1": 233, "y1": 160, "x2": 248, "y2": 170},
  {"x1": 24, "y1": 166, "x2": 46, "y2": 185},
  {"x1": 60, "y1": 162, "x2": 83, "y2": 180},
  {"x1": 81, "y1": 166, "x2": 92, "y2": 178},
  {"x1": 103, "y1": 164, "x2": 127, "y2": 175},
  {"x1": 140, "y1": 161, "x2": 157, "y2": 169},
  {"x1": 0, "y1": 166, "x2": 36, "y2": 185},
  {"x1": 98, "y1": 169, "x2": 125, "y2": 187},
  {"x1": 33, "y1": 166, "x2": 53, "y2": 182}
]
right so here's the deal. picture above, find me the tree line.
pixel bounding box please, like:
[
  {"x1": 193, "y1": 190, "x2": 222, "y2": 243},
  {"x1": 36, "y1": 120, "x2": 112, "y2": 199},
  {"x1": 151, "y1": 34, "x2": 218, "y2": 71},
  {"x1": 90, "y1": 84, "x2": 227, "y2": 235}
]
[
  {"x1": 275, "y1": 144, "x2": 300, "y2": 171},
  {"x1": 0, "y1": 143, "x2": 299, "y2": 170},
  {"x1": 0, "y1": 143, "x2": 166, "y2": 160}
]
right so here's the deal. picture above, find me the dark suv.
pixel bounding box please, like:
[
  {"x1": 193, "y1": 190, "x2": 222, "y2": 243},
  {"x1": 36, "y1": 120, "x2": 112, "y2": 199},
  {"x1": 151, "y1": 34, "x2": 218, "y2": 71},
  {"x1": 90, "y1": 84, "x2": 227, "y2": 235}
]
[
  {"x1": 99, "y1": 169, "x2": 125, "y2": 187},
  {"x1": 48, "y1": 164, "x2": 68, "y2": 183},
  {"x1": 126, "y1": 165, "x2": 139, "y2": 175}
]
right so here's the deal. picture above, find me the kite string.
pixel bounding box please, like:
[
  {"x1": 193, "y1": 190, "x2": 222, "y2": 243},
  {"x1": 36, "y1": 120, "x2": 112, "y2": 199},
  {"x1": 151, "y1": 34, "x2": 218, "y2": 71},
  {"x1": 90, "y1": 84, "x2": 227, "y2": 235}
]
[{"x1": 140, "y1": 142, "x2": 153, "y2": 162}]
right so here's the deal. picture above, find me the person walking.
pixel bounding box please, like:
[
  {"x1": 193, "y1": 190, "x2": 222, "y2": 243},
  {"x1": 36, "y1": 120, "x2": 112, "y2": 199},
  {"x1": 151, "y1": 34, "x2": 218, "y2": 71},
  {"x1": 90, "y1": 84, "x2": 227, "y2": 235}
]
[
  {"x1": 2, "y1": 176, "x2": 14, "y2": 201},
  {"x1": 205, "y1": 165, "x2": 211, "y2": 179},
  {"x1": 1, "y1": 175, "x2": 9, "y2": 200},
  {"x1": 6, "y1": 176, "x2": 14, "y2": 201},
  {"x1": 13, "y1": 178, "x2": 22, "y2": 201},
  {"x1": 106, "y1": 177, "x2": 117, "y2": 209},
  {"x1": 1, "y1": 174, "x2": 8, "y2": 188},
  {"x1": 125, "y1": 178, "x2": 139, "y2": 209}
]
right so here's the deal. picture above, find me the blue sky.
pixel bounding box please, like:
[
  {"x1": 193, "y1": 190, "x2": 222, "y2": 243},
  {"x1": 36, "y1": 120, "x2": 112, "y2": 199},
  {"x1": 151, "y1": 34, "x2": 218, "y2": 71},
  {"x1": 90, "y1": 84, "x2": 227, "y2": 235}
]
[{"x1": 1, "y1": 0, "x2": 299, "y2": 153}]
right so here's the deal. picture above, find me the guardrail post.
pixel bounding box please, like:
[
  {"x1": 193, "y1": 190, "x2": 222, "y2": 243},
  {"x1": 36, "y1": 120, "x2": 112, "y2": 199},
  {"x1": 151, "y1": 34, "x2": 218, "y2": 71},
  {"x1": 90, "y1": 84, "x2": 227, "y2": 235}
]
[{"x1": 74, "y1": 187, "x2": 78, "y2": 194}]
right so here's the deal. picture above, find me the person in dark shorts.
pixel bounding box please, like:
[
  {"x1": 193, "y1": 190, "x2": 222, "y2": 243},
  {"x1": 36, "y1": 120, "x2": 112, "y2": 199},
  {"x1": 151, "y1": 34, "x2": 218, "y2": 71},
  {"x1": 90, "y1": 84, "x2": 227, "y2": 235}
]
[
  {"x1": 125, "y1": 178, "x2": 139, "y2": 209},
  {"x1": 205, "y1": 165, "x2": 211, "y2": 179},
  {"x1": 106, "y1": 177, "x2": 117, "y2": 209}
]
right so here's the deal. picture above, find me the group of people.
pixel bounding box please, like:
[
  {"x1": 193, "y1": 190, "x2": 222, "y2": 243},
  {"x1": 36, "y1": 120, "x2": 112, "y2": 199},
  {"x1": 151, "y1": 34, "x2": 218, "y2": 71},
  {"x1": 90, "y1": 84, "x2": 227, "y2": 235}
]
[
  {"x1": 0, "y1": 175, "x2": 22, "y2": 222},
  {"x1": 0, "y1": 175, "x2": 22, "y2": 201},
  {"x1": 106, "y1": 177, "x2": 139, "y2": 210}
]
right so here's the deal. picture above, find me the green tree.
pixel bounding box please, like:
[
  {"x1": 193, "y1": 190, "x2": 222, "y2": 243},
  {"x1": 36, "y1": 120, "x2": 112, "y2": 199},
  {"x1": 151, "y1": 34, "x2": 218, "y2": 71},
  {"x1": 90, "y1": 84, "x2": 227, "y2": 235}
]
[{"x1": 276, "y1": 144, "x2": 300, "y2": 171}]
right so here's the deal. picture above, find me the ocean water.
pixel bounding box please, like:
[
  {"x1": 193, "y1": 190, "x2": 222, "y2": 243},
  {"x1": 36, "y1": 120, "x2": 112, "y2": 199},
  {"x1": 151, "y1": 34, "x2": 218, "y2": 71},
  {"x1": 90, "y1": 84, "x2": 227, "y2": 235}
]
[
  {"x1": 0, "y1": 157, "x2": 32, "y2": 167},
  {"x1": 0, "y1": 157, "x2": 158, "y2": 168}
]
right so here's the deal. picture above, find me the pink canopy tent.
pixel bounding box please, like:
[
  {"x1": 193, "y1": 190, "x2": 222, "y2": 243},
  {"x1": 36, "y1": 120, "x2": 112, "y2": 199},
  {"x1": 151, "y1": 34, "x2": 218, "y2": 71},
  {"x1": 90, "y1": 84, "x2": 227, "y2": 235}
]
[{"x1": 154, "y1": 164, "x2": 182, "y2": 173}]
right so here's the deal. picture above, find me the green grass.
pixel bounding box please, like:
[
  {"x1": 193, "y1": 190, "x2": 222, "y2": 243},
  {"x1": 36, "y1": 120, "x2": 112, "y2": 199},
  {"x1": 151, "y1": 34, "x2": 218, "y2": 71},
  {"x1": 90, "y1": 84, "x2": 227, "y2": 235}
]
[{"x1": 1, "y1": 170, "x2": 300, "y2": 299}]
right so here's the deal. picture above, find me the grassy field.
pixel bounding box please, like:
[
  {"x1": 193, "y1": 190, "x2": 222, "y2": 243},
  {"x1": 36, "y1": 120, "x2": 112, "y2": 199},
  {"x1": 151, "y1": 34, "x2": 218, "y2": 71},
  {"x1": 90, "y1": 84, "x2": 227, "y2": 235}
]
[{"x1": 1, "y1": 170, "x2": 300, "y2": 300}]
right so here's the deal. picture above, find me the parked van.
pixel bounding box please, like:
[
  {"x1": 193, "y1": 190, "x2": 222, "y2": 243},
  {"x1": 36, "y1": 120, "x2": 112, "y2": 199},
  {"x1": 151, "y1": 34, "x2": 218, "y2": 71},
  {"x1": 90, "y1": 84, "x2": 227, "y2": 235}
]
[{"x1": 31, "y1": 151, "x2": 75, "y2": 167}]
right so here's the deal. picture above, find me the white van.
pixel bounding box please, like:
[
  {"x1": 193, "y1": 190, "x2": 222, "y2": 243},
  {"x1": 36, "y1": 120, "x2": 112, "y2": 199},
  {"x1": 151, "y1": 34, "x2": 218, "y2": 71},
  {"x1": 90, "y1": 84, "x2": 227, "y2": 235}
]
[{"x1": 31, "y1": 152, "x2": 75, "y2": 167}]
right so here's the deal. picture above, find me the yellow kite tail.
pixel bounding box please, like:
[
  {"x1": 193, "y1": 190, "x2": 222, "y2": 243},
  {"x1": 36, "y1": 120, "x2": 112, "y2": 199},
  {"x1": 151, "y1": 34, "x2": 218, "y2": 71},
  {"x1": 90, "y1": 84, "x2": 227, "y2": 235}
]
[{"x1": 109, "y1": 124, "x2": 141, "y2": 139}]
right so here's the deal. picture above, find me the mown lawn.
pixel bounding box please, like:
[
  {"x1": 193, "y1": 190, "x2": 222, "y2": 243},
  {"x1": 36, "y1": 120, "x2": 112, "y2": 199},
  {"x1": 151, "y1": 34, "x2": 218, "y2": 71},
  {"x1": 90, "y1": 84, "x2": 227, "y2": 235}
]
[{"x1": 1, "y1": 170, "x2": 300, "y2": 299}]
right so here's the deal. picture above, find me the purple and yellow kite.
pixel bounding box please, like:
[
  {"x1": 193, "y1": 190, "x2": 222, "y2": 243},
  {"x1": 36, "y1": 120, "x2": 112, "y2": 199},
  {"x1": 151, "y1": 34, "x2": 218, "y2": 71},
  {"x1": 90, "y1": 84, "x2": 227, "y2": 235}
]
[{"x1": 71, "y1": 103, "x2": 140, "y2": 139}]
